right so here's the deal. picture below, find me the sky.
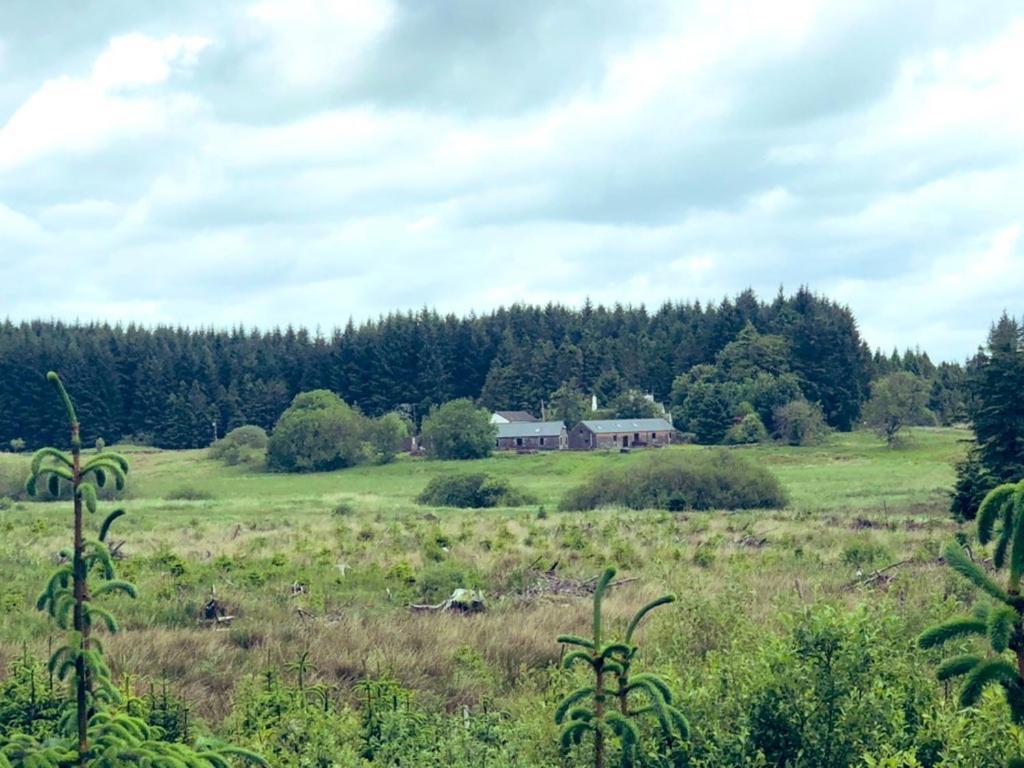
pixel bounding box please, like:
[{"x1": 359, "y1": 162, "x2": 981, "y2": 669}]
[{"x1": 0, "y1": 1, "x2": 1022, "y2": 361}]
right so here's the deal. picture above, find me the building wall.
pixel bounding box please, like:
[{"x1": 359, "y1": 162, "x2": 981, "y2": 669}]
[
  {"x1": 568, "y1": 425, "x2": 674, "y2": 450},
  {"x1": 496, "y1": 429, "x2": 567, "y2": 451}
]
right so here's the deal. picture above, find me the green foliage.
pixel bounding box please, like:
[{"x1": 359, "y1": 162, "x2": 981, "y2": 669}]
[
  {"x1": 209, "y1": 425, "x2": 268, "y2": 467},
  {"x1": 724, "y1": 412, "x2": 768, "y2": 444},
  {"x1": 416, "y1": 473, "x2": 535, "y2": 508},
  {"x1": 951, "y1": 446, "x2": 999, "y2": 522},
  {"x1": 863, "y1": 372, "x2": 936, "y2": 447},
  {"x1": 2, "y1": 372, "x2": 265, "y2": 767},
  {"x1": 920, "y1": 479, "x2": 1024, "y2": 765},
  {"x1": 267, "y1": 390, "x2": 368, "y2": 472},
  {"x1": 556, "y1": 566, "x2": 688, "y2": 767},
  {"x1": 365, "y1": 412, "x2": 410, "y2": 465},
  {"x1": 774, "y1": 399, "x2": 831, "y2": 446},
  {"x1": 560, "y1": 450, "x2": 787, "y2": 511},
  {"x1": 549, "y1": 378, "x2": 590, "y2": 426},
  {"x1": 264, "y1": 392, "x2": 410, "y2": 473},
  {"x1": 420, "y1": 399, "x2": 497, "y2": 460},
  {"x1": 609, "y1": 390, "x2": 661, "y2": 420},
  {"x1": 8, "y1": 439, "x2": 25, "y2": 453},
  {"x1": 0, "y1": 649, "x2": 63, "y2": 741},
  {"x1": 967, "y1": 315, "x2": 1024, "y2": 483}
]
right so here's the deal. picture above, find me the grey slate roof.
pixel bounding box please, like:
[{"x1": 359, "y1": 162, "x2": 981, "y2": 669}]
[
  {"x1": 578, "y1": 418, "x2": 674, "y2": 433},
  {"x1": 496, "y1": 420, "x2": 565, "y2": 439},
  {"x1": 494, "y1": 410, "x2": 539, "y2": 422}
]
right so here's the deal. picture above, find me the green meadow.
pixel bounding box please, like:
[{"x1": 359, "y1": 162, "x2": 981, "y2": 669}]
[{"x1": 7, "y1": 427, "x2": 1019, "y2": 767}]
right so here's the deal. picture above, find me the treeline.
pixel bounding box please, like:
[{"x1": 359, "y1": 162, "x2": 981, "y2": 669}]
[
  {"x1": 0, "y1": 288, "x2": 960, "y2": 450},
  {"x1": 952, "y1": 313, "x2": 1024, "y2": 518}
]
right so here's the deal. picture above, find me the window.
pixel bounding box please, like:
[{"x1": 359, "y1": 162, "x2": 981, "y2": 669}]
[
  {"x1": 516, "y1": 437, "x2": 523, "y2": 447},
  {"x1": 539, "y1": 437, "x2": 545, "y2": 446},
  {"x1": 651, "y1": 432, "x2": 656, "y2": 440},
  {"x1": 634, "y1": 433, "x2": 639, "y2": 442}
]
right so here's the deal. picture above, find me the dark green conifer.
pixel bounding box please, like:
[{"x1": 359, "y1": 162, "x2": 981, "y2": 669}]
[
  {"x1": 920, "y1": 479, "x2": 1024, "y2": 767},
  {"x1": 556, "y1": 567, "x2": 688, "y2": 768},
  {"x1": 2, "y1": 372, "x2": 266, "y2": 768}
]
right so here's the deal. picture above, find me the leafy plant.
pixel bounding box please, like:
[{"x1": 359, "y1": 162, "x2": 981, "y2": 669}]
[
  {"x1": 919, "y1": 479, "x2": 1024, "y2": 767},
  {"x1": 556, "y1": 566, "x2": 689, "y2": 768},
  {"x1": 1, "y1": 371, "x2": 266, "y2": 767},
  {"x1": 416, "y1": 472, "x2": 535, "y2": 508},
  {"x1": 560, "y1": 450, "x2": 787, "y2": 512}
]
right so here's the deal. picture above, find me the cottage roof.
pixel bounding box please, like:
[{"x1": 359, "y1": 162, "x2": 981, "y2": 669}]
[
  {"x1": 578, "y1": 418, "x2": 674, "y2": 433},
  {"x1": 494, "y1": 410, "x2": 539, "y2": 422},
  {"x1": 497, "y1": 420, "x2": 565, "y2": 439}
]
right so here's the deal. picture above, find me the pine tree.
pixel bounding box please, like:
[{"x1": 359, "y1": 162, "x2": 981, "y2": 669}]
[
  {"x1": 2, "y1": 372, "x2": 266, "y2": 767},
  {"x1": 556, "y1": 567, "x2": 688, "y2": 768},
  {"x1": 919, "y1": 479, "x2": 1024, "y2": 767}
]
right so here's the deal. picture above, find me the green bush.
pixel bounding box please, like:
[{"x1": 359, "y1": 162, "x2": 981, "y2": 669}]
[
  {"x1": 416, "y1": 473, "x2": 534, "y2": 508},
  {"x1": 163, "y1": 485, "x2": 215, "y2": 501},
  {"x1": 774, "y1": 399, "x2": 831, "y2": 446},
  {"x1": 420, "y1": 399, "x2": 496, "y2": 460},
  {"x1": 725, "y1": 413, "x2": 769, "y2": 444},
  {"x1": 209, "y1": 425, "x2": 269, "y2": 467},
  {"x1": 559, "y1": 450, "x2": 787, "y2": 511},
  {"x1": 267, "y1": 390, "x2": 368, "y2": 472}
]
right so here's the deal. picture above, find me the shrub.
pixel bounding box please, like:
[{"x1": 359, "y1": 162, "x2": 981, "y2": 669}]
[
  {"x1": 725, "y1": 413, "x2": 768, "y2": 444},
  {"x1": 949, "y1": 446, "x2": 997, "y2": 521},
  {"x1": 416, "y1": 473, "x2": 534, "y2": 508},
  {"x1": 0, "y1": 460, "x2": 27, "y2": 500},
  {"x1": 209, "y1": 425, "x2": 269, "y2": 466},
  {"x1": 862, "y1": 372, "x2": 935, "y2": 447},
  {"x1": 555, "y1": 566, "x2": 688, "y2": 766},
  {"x1": 163, "y1": 485, "x2": 215, "y2": 501},
  {"x1": 420, "y1": 399, "x2": 496, "y2": 460},
  {"x1": 8, "y1": 438, "x2": 25, "y2": 453},
  {"x1": 267, "y1": 390, "x2": 367, "y2": 472},
  {"x1": 560, "y1": 450, "x2": 787, "y2": 511},
  {"x1": 774, "y1": 399, "x2": 831, "y2": 446},
  {"x1": 365, "y1": 412, "x2": 409, "y2": 464}
]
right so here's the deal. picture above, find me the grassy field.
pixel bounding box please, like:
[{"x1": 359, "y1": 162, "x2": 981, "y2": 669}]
[{"x1": 5, "y1": 427, "x2": 1011, "y2": 766}]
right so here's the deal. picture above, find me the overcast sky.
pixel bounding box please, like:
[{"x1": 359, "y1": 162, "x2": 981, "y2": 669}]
[{"x1": 1, "y1": 1, "x2": 1022, "y2": 361}]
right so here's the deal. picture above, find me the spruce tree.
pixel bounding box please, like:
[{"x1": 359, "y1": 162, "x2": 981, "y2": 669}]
[
  {"x1": 556, "y1": 567, "x2": 689, "y2": 768},
  {"x1": 2, "y1": 372, "x2": 266, "y2": 767},
  {"x1": 919, "y1": 479, "x2": 1024, "y2": 767}
]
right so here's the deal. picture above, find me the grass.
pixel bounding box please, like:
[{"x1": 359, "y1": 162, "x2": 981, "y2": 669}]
[{"x1": 0, "y1": 428, "x2": 974, "y2": 753}]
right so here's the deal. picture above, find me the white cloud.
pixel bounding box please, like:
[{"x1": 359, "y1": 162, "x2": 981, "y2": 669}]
[
  {"x1": 0, "y1": 33, "x2": 209, "y2": 171},
  {"x1": 0, "y1": 1, "x2": 1022, "y2": 361}
]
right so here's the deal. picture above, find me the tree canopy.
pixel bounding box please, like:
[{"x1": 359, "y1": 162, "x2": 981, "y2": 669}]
[{"x1": 0, "y1": 289, "x2": 942, "y2": 450}]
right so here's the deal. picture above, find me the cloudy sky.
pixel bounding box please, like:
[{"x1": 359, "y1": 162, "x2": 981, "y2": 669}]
[{"x1": 1, "y1": 1, "x2": 1022, "y2": 360}]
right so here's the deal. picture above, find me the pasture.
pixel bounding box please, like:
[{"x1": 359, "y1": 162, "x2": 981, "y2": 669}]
[{"x1": 5, "y1": 427, "x2": 1015, "y2": 766}]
